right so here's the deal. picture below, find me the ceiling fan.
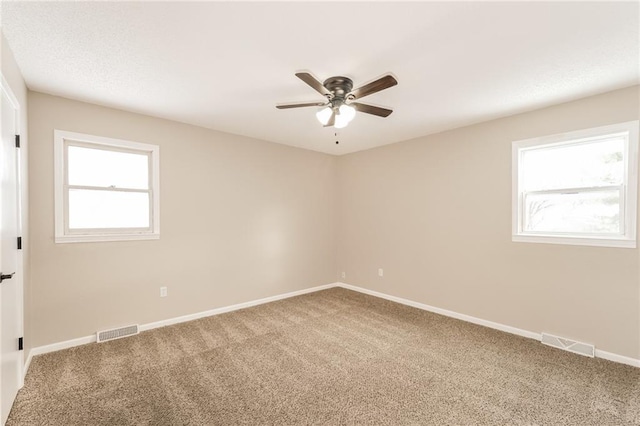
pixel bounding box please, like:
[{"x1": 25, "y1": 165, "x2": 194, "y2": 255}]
[{"x1": 276, "y1": 72, "x2": 398, "y2": 129}]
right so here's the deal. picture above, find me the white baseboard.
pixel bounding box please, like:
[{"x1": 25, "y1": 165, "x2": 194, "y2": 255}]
[
  {"x1": 23, "y1": 354, "x2": 32, "y2": 383},
  {"x1": 23, "y1": 281, "x2": 640, "y2": 379},
  {"x1": 24, "y1": 282, "x2": 338, "y2": 378},
  {"x1": 595, "y1": 349, "x2": 640, "y2": 368},
  {"x1": 25, "y1": 334, "x2": 95, "y2": 378},
  {"x1": 138, "y1": 282, "x2": 336, "y2": 332},
  {"x1": 336, "y1": 283, "x2": 541, "y2": 340},
  {"x1": 336, "y1": 282, "x2": 640, "y2": 368}
]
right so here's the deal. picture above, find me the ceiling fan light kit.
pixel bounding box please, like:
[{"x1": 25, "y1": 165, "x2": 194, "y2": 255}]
[
  {"x1": 317, "y1": 104, "x2": 356, "y2": 128},
  {"x1": 277, "y1": 72, "x2": 397, "y2": 130}
]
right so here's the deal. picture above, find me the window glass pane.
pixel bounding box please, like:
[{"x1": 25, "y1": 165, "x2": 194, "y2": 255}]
[
  {"x1": 524, "y1": 189, "x2": 621, "y2": 234},
  {"x1": 68, "y1": 145, "x2": 149, "y2": 189},
  {"x1": 69, "y1": 189, "x2": 150, "y2": 229},
  {"x1": 522, "y1": 137, "x2": 624, "y2": 191}
]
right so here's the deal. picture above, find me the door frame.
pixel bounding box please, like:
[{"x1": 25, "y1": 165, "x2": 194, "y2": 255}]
[{"x1": 1, "y1": 72, "x2": 25, "y2": 389}]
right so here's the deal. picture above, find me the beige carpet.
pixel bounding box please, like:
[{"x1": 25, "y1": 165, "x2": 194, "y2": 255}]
[{"x1": 7, "y1": 288, "x2": 640, "y2": 425}]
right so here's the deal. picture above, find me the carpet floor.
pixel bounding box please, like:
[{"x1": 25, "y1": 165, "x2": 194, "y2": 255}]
[{"x1": 7, "y1": 288, "x2": 640, "y2": 425}]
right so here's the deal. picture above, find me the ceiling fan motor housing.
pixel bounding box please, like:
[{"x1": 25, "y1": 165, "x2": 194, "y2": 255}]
[{"x1": 323, "y1": 77, "x2": 353, "y2": 101}]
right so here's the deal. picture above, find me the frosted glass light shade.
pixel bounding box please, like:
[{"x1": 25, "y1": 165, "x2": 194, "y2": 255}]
[
  {"x1": 316, "y1": 106, "x2": 333, "y2": 125},
  {"x1": 335, "y1": 105, "x2": 356, "y2": 128},
  {"x1": 339, "y1": 104, "x2": 356, "y2": 121}
]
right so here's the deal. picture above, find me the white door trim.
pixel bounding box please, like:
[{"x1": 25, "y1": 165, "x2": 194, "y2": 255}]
[{"x1": 1, "y1": 72, "x2": 25, "y2": 391}]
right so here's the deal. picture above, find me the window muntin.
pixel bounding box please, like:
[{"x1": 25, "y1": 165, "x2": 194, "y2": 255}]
[
  {"x1": 54, "y1": 130, "x2": 160, "y2": 243},
  {"x1": 512, "y1": 121, "x2": 638, "y2": 248}
]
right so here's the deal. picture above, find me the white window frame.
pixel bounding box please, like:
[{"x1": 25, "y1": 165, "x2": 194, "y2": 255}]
[
  {"x1": 54, "y1": 130, "x2": 160, "y2": 243},
  {"x1": 512, "y1": 121, "x2": 639, "y2": 248}
]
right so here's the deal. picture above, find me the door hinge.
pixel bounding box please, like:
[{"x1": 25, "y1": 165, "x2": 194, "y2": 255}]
[
  {"x1": 17, "y1": 236, "x2": 22, "y2": 250},
  {"x1": 18, "y1": 337, "x2": 23, "y2": 351},
  {"x1": 15, "y1": 134, "x2": 20, "y2": 148}
]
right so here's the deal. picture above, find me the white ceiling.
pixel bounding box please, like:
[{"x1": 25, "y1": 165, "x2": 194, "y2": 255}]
[{"x1": 2, "y1": 1, "x2": 638, "y2": 155}]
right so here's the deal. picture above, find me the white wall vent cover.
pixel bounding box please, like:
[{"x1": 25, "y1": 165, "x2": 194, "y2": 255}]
[
  {"x1": 96, "y1": 324, "x2": 139, "y2": 343},
  {"x1": 541, "y1": 332, "x2": 595, "y2": 357}
]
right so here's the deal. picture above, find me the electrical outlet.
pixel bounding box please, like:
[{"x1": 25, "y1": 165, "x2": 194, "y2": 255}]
[
  {"x1": 341, "y1": 271, "x2": 346, "y2": 279},
  {"x1": 378, "y1": 268, "x2": 384, "y2": 277},
  {"x1": 160, "y1": 286, "x2": 168, "y2": 297}
]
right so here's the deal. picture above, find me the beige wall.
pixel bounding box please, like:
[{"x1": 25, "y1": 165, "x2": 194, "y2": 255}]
[
  {"x1": 1, "y1": 31, "x2": 30, "y2": 360},
  {"x1": 28, "y1": 92, "x2": 337, "y2": 347},
  {"x1": 25, "y1": 83, "x2": 640, "y2": 360},
  {"x1": 338, "y1": 86, "x2": 640, "y2": 359}
]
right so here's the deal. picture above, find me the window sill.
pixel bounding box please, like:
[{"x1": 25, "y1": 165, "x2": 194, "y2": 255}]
[
  {"x1": 512, "y1": 234, "x2": 636, "y2": 249},
  {"x1": 55, "y1": 233, "x2": 160, "y2": 244}
]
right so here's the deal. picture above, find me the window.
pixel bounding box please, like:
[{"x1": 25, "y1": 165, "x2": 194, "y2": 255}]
[
  {"x1": 54, "y1": 130, "x2": 160, "y2": 243},
  {"x1": 512, "y1": 121, "x2": 638, "y2": 248}
]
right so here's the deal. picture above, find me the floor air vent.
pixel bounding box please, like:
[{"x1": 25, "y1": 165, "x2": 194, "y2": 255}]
[
  {"x1": 97, "y1": 324, "x2": 139, "y2": 343},
  {"x1": 541, "y1": 332, "x2": 594, "y2": 357}
]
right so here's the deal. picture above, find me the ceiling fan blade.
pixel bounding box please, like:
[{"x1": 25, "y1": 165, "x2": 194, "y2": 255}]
[
  {"x1": 324, "y1": 110, "x2": 336, "y2": 127},
  {"x1": 295, "y1": 72, "x2": 332, "y2": 97},
  {"x1": 349, "y1": 74, "x2": 398, "y2": 100},
  {"x1": 351, "y1": 102, "x2": 393, "y2": 117},
  {"x1": 276, "y1": 101, "x2": 327, "y2": 109}
]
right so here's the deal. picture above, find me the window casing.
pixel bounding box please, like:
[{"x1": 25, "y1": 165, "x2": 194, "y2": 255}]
[
  {"x1": 54, "y1": 130, "x2": 160, "y2": 243},
  {"x1": 512, "y1": 121, "x2": 638, "y2": 248}
]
